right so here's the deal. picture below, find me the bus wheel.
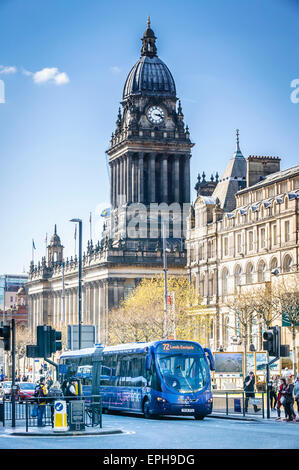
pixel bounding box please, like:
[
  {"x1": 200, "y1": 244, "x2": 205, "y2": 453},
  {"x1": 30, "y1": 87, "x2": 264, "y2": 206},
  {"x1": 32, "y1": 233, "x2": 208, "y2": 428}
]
[
  {"x1": 194, "y1": 414, "x2": 205, "y2": 420},
  {"x1": 143, "y1": 399, "x2": 152, "y2": 419}
]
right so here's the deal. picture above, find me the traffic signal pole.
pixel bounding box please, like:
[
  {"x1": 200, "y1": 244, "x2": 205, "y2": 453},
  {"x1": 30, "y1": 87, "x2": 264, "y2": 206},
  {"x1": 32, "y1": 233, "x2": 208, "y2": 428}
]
[
  {"x1": 263, "y1": 326, "x2": 281, "y2": 419},
  {"x1": 11, "y1": 319, "x2": 16, "y2": 428}
]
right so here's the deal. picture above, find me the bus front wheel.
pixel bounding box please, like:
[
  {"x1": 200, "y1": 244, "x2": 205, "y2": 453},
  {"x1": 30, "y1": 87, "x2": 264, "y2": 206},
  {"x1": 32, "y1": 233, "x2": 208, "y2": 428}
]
[
  {"x1": 143, "y1": 399, "x2": 152, "y2": 419},
  {"x1": 194, "y1": 414, "x2": 205, "y2": 420}
]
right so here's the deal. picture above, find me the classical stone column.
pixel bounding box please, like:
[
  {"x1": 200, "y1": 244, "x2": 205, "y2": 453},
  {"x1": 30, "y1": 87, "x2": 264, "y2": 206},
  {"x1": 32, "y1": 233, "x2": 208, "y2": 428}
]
[
  {"x1": 148, "y1": 152, "x2": 156, "y2": 203},
  {"x1": 132, "y1": 154, "x2": 138, "y2": 203},
  {"x1": 112, "y1": 161, "x2": 115, "y2": 208},
  {"x1": 174, "y1": 154, "x2": 180, "y2": 203},
  {"x1": 161, "y1": 154, "x2": 168, "y2": 203},
  {"x1": 127, "y1": 153, "x2": 132, "y2": 203},
  {"x1": 138, "y1": 152, "x2": 144, "y2": 202},
  {"x1": 116, "y1": 159, "x2": 120, "y2": 206},
  {"x1": 110, "y1": 161, "x2": 114, "y2": 207},
  {"x1": 123, "y1": 157, "x2": 127, "y2": 204},
  {"x1": 183, "y1": 154, "x2": 190, "y2": 203}
]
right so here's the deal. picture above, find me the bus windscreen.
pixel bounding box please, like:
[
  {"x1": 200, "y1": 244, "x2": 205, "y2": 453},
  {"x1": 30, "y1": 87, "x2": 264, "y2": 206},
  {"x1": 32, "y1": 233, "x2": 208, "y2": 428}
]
[{"x1": 156, "y1": 342, "x2": 209, "y2": 393}]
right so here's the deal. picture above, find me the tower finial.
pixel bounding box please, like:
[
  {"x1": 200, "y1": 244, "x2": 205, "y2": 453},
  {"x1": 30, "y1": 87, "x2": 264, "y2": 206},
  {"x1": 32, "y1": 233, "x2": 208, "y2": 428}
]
[
  {"x1": 141, "y1": 18, "x2": 157, "y2": 58},
  {"x1": 54, "y1": 224, "x2": 57, "y2": 235}
]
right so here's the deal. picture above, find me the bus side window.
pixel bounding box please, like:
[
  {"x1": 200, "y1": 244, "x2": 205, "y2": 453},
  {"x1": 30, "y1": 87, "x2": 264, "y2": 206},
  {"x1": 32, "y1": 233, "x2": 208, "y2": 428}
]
[{"x1": 148, "y1": 359, "x2": 161, "y2": 392}]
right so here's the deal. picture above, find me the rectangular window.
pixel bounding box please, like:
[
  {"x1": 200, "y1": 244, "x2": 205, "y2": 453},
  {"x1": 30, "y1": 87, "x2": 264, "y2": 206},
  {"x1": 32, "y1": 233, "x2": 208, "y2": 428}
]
[
  {"x1": 280, "y1": 182, "x2": 287, "y2": 194},
  {"x1": 285, "y1": 220, "x2": 290, "y2": 242},
  {"x1": 248, "y1": 231, "x2": 253, "y2": 251},
  {"x1": 224, "y1": 237, "x2": 228, "y2": 256},
  {"x1": 273, "y1": 225, "x2": 277, "y2": 245},
  {"x1": 256, "y1": 190, "x2": 263, "y2": 202},
  {"x1": 260, "y1": 228, "x2": 266, "y2": 249},
  {"x1": 237, "y1": 233, "x2": 242, "y2": 253},
  {"x1": 268, "y1": 186, "x2": 275, "y2": 197}
]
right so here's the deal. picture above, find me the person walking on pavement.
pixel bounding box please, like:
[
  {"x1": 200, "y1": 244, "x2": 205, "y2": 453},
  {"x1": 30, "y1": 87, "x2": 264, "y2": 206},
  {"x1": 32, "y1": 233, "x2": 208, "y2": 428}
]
[
  {"x1": 244, "y1": 371, "x2": 261, "y2": 413},
  {"x1": 48, "y1": 381, "x2": 64, "y2": 427},
  {"x1": 35, "y1": 377, "x2": 48, "y2": 427},
  {"x1": 294, "y1": 376, "x2": 299, "y2": 419},
  {"x1": 281, "y1": 376, "x2": 295, "y2": 422},
  {"x1": 269, "y1": 376, "x2": 278, "y2": 410},
  {"x1": 64, "y1": 378, "x2": 78, "y2": 401},
  {"x1": 276, "y1": 377, "x2": 286, "y2": 421}
]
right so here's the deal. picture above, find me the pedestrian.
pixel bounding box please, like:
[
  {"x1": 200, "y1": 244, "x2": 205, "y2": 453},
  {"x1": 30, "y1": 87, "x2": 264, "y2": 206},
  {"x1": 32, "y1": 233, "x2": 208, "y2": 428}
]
[
  {"x1": 244, "y1": 371, "x2": 261, "y2": 413},
  {"x1": 269, "y1": 376, "x2": 278, "y2": 410},
  {"x1": 48, "y1": 381, "x2": 64, "y2": 427},
  {"x1": 0, "y1": 370, "x2": 4, "y2": 382},
  {"x1": 65, "y1": 377, "x2": 78, "y2": 401},
  {"x1": 34, "y1": 377, "x2": 48, "y2": 427},
  {"x1": 276, "y1": 377, "x2": 286, "y2": 421},
  {"x1": 294, "y1": 376, "x2": 299, "y2": 418},
  {"x1": 281, "y1": 376, "x2": 295, "y2": 422}
]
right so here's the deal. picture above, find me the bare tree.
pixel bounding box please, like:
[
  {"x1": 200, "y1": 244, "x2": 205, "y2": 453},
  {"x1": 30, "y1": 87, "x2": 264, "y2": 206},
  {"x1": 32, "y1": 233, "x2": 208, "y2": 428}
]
[
  {"x1": 225, "y1": 292, "x2": 257, "y2": 374},
  {"x1": 274, "y1": 277, "x2": 299, "y2": 376}
]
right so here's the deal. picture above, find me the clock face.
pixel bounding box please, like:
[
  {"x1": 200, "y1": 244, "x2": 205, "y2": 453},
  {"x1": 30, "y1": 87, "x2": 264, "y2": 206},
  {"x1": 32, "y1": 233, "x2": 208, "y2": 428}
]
[{"x1": 147, "y1": 106, "x2": 164, "y2": 125}]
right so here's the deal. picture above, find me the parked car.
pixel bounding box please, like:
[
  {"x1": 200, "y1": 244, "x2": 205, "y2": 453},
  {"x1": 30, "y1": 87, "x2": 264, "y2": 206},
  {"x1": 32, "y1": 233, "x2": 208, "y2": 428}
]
[
  {"x1": 1, "y1": 381, "x2": 12, "y2": 399},
  {"x1": 13, "y1": 382, "x2": 36, "y2": 402}
]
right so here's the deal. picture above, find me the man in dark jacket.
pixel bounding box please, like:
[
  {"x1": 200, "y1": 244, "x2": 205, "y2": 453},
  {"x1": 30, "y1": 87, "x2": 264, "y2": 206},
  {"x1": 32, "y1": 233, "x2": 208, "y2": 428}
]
[{"x1": 244, "y1": 371, "x2": 261, "y2": 413}]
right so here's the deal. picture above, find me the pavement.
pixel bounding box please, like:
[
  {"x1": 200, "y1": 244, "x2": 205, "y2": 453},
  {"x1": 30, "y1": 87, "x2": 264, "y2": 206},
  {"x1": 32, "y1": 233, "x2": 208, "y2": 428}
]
[
  {"x1": 1, "y1": 412, "x2": 299, "y2": 449},
  {"x1": 3, "y1": 425, "x2": 125, "y2": 436}
]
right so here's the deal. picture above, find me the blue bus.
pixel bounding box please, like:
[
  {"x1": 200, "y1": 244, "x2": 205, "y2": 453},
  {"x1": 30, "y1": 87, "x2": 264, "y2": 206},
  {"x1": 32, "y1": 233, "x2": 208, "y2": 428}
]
[{"x1": 59, "y1": 339, "x2": 215, "y2": 420}]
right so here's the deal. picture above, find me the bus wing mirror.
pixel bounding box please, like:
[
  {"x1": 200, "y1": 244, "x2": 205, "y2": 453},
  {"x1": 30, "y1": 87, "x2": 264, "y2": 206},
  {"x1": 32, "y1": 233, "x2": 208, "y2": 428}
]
[
  {"x1": 204, "y1": 348, "x2": 215, "y2": 371},
  {"x1": 145, "y1": 354, "x2": 152, "y2": 371}
]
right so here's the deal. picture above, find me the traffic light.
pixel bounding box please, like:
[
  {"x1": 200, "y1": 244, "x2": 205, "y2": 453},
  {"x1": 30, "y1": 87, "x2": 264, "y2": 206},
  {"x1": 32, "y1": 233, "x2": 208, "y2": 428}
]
[
  {"x1": 50, "y1": 328, "x2": 62, "y2": 354},
  {"x1": 0, "y1": 325, "x2": 11, "y2": 351},
  {"x1": 26, "y1": 325, "x2": 62, "y2": 358},
  {"x1": 263, "y1": 326, "x2": 281, "y2": 357}
]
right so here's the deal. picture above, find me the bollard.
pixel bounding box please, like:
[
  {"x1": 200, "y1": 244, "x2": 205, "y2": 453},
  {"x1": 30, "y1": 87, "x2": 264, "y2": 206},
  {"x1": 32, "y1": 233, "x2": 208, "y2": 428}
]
[{"x1": 53, "y1": 400, "x2": 68, "y2": 432}]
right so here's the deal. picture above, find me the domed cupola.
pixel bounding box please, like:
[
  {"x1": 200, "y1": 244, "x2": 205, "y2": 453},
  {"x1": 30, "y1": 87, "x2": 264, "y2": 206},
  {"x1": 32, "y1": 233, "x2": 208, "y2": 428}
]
[{"x1": 123, "y1": 18, "x2": 176, "y2": 100}]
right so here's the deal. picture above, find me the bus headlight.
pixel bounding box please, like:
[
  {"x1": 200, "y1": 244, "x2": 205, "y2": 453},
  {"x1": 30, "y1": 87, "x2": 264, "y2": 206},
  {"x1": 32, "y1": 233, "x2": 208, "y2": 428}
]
[
  {"x1": 157, "y1": 397, "x2": 167, "y2": 403},
  {"x1": 208, "y1": 398, "x2": 213, "y2": 403}
]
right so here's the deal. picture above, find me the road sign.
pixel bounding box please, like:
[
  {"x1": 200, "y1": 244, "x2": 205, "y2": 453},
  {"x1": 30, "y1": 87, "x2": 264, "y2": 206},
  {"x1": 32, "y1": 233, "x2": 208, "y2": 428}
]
[{"x1": 68, "y1": 325, "x2": 97, "y2": 350}]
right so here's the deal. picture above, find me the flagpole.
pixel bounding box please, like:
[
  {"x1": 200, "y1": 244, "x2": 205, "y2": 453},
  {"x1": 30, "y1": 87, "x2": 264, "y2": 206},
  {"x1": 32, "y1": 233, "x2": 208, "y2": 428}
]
[{"x1": 89, "y1": 212, "x2": 92, "y2": 241}]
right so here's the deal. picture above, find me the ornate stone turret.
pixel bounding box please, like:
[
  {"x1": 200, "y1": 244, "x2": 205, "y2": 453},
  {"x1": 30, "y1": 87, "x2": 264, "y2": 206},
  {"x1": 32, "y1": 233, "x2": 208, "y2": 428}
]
[{"x1": 47, "y1": 225, "x2": 64, "y2": 265}]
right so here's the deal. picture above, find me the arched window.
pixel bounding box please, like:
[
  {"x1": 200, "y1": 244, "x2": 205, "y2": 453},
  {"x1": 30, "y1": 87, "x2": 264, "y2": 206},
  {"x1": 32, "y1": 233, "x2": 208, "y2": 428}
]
[
  {"x1": 283, "y1": 254, "x2": 292, "y2": 273},
  {"x1": 270, "y1": 257, "x2": 278, "y2": 271},
  {"x1": 234, "y1": 265, "x2": 242, "y2": 288},
  {"x1": 200, "y1": 274, "x2": 205, "y2": 298},
  {"x1": 257, "y1": 260, "x2": 266, "y2": 282},
  {"x1": 246, "y1": 263, "x2": 254, "y2": 284},
  {"x1": 222, "y1": 268, "x2": 229, "y2": 296}
]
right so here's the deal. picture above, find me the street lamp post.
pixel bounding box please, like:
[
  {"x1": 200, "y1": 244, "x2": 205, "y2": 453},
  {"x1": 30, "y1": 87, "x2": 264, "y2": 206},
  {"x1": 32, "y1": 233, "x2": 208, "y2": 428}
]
[
  {"x1": 70, "y1": 218, "x2": 82, "y2": 349},
  {"x1": 162, "y1": 220, "x2": 168, "y2": 338}
]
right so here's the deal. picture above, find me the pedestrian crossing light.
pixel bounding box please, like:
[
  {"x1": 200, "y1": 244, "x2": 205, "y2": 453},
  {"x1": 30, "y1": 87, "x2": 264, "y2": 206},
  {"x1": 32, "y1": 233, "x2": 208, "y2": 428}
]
[
  {"x1": 263, "y1": 326, "x2": 281, "y2": 358},
  {"x1": 0, "y1": 325, "x2": 11, "y2": 351},
  {"x1": 50, "y1": 328, "x2": 62, "y2": 354}
]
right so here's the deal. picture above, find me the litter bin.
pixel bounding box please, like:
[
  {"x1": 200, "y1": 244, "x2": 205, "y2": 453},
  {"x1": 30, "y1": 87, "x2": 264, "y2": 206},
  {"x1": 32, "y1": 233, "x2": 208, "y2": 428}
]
[{"x1": 234, "y1": 398, "x2": 241, "y2": 413}]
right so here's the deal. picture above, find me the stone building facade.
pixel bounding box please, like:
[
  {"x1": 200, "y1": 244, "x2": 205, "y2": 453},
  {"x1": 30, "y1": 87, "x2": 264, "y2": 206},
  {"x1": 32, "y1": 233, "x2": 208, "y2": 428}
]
[
  {"x1": 27, "y1": 21, "x2": 191, "y2": 342},
  {"x1": 186, "y1": 134, "x2": 299, "y2": 362}
]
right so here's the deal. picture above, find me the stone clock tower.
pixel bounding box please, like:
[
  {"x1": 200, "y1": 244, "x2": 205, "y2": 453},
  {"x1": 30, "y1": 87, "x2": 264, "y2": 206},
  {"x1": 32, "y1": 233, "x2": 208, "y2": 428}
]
[{"x1": 106, "y1": 19, "x2": 194, "y2": 248}]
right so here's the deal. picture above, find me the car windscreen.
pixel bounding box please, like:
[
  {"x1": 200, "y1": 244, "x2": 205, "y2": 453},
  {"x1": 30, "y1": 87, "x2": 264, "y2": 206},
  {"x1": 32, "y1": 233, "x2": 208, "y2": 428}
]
[
  {"x1": 19, "y1": 383, "x2": 35, "y2": 390},
  {"x1": 156, "y1": 352, "x2": 209, "y2": 393}
]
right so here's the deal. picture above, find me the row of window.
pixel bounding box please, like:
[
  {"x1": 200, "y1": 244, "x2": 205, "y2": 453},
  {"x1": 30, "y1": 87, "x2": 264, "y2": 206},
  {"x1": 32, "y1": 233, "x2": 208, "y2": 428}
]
[{"x1": 195, "y1": 254, "x2": 293, "y2": 298}]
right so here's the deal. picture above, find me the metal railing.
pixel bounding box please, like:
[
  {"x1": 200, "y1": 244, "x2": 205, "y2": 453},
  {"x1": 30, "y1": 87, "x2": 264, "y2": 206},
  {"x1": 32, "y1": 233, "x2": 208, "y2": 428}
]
[
  {"x1": 1, "y1": 395, "x2": 102, "y2": 431},
  {"x1": 212, "y1": 390, "x2": 265, "y2": 418}
]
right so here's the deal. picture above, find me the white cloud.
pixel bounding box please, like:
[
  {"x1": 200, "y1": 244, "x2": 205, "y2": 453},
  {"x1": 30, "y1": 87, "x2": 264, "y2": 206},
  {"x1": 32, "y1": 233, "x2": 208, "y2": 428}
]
[
  {"x1": 0, "y1": 65, "x2": 17, "y2": 75},
  {"x1": 24, "y1": 67, "x2": 70, "y2": 85},
  {"x1": 110, "y1": 66, "x2": 121, "y2": 74}
]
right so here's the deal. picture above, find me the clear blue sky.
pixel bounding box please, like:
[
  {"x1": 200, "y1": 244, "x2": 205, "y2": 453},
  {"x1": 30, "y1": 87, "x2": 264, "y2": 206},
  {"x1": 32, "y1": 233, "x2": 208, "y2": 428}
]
[{"x1": 0, "y1": 0, "x2": 298, "y2": 273}]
